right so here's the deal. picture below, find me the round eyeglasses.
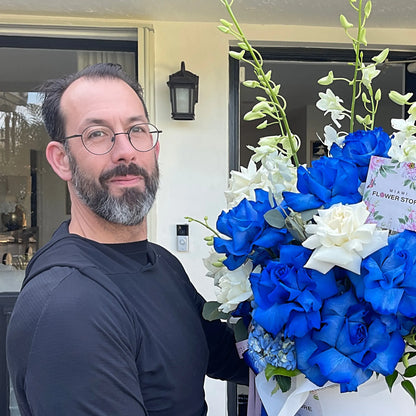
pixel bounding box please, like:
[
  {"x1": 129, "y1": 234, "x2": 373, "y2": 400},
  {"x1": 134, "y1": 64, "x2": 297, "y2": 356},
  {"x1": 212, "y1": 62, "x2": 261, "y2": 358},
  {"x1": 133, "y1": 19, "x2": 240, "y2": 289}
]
[{"x1": 63, "y1": 123, "x2": 162, "y2": 155}]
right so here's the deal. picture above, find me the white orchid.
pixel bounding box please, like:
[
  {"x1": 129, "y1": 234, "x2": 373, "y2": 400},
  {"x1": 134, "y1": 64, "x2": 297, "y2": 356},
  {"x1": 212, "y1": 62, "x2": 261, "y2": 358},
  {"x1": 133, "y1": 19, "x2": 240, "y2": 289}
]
[
  {"x1": 203, "y1": 250, "x2": 227, "y2": 286},
  {"x1": 302, "y1": 202, "x2": 389, "y2": 274},
  {"x1": 361, "y1": 64, "x2": 380, "y2": 89},
  {"x1": 389, "y1": 115, "x2": 416, "y2": 162},
  {"x1": 317, "y1": 124, "x2": 347, "y2": 150},
  {"x1": 262, "y1": 150, "x2": 298, "y2": 201},
  {"x1": 225, "y1": 159, "x2": 270, "y2": 208},
  {"x1": 316, "y1": 88, "x2": 349, "y2": 128}
]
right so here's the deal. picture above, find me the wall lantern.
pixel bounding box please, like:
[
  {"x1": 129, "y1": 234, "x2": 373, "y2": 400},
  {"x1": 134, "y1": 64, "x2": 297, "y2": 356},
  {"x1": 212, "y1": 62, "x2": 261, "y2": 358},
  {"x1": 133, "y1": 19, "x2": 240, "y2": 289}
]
[{"x1": 167, "y1": 61, "x2": 199, "y2": 120}]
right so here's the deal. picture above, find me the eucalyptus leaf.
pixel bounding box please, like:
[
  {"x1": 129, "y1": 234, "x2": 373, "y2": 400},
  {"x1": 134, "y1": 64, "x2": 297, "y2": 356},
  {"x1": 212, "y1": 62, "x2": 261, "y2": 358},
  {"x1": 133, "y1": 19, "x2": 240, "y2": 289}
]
[
  {"x1": 264, "y1": 209, "x2": 286, "y2": 228},
  {"x1": 300, "y1": 208, "x2": 318, "y2": 223},
  {"x1": 233, "y1": 318, "x2": 248, "y2": 342},
  {"x1": 285, "y1": 215, "x2": 307, "y2": 242},
  {"x1": 202, "y1": 301, "x2": 230, "y2": 321}
]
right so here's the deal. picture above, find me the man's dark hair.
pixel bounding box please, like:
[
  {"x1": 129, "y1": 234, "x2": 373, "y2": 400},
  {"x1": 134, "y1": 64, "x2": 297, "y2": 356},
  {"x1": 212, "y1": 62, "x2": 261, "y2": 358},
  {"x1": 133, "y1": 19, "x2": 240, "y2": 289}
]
[{"x1": 39, "y1": 63, "x2": 148, "y2": 142}]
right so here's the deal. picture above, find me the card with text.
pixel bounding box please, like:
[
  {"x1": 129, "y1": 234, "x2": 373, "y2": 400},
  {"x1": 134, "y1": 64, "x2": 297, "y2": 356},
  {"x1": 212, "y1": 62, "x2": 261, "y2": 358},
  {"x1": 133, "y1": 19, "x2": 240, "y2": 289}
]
[{"x1": 363, "y1": 156, "x2": 416, "y2": 232}]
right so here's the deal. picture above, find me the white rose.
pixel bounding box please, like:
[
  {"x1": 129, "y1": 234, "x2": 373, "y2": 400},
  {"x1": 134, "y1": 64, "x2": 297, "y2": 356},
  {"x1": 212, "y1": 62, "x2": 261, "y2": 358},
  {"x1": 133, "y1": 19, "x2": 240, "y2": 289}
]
[
  {"x1": 215, "y1": 260, "x2": 253, "y2": 313},
  {"x1": 302, "y1": 202, "x2": 389, "y2": 274}
]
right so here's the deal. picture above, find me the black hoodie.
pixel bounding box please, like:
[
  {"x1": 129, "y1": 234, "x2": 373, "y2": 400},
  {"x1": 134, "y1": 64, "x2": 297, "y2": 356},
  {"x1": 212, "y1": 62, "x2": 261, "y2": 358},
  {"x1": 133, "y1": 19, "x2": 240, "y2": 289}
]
[{"x1": 7, "y1": 221, "x2": 247, "y2": 416}]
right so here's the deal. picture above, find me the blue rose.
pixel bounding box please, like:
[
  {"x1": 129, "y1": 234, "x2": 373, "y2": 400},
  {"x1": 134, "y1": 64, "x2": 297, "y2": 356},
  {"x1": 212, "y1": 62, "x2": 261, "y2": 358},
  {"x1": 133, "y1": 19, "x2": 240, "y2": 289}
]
[
  {"x1": 296, "y1": 290, "x2": 405, "y2": 392},
  {"x1": 214, "y1": 189, "x2": 292, "y2": 270},
  {"x1": 250, "y1": 245, "x2": 338, "y2": 338},
  {"x1": 282, "y1": 157, "x2": 361, "y2": 212},
  {"x1": 349, "y1": 230, "x2": 416, "y2": 322},
  {"x1": 330, "y1": 127, "x2": 391, "y2": 182}
]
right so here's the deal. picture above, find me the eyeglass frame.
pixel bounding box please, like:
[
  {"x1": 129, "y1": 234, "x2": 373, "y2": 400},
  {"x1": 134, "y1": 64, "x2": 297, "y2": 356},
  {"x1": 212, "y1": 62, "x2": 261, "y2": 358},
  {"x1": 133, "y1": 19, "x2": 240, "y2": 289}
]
[{"x1": 61, "y1": 122, "x2": 162, "y2": 155}]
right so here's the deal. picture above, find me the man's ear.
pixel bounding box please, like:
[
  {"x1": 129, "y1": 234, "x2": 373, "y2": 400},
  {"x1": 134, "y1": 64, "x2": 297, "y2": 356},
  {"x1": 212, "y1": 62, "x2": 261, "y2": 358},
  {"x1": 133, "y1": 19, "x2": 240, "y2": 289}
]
[
  {"x1": 155, "y1": 141, "x2": 160, "y2": 159},
  {"x1": 45, "y1": 141, "x2": 72, "y2": 181}
]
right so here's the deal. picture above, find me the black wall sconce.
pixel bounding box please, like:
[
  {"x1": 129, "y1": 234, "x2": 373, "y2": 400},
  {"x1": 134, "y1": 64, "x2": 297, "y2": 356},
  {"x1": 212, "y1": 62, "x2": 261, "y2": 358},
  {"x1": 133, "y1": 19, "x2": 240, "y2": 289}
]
[{"x1": 167, "y1": 61, "x2": 199, "y2": 120}]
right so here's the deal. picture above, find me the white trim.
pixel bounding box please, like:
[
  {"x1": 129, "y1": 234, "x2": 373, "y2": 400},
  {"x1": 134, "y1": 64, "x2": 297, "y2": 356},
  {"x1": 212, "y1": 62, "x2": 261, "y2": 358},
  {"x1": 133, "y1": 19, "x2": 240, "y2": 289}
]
[{"x1": 0, "y1": 24, "x2": 139, "y2": 41}]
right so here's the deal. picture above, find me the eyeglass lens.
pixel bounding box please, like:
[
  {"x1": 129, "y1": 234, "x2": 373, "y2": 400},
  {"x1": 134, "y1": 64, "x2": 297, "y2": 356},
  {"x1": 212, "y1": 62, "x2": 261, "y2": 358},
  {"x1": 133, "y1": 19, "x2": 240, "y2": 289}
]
[{"x1": 81, "y1": 123, "x2": 159, "y2": 154}]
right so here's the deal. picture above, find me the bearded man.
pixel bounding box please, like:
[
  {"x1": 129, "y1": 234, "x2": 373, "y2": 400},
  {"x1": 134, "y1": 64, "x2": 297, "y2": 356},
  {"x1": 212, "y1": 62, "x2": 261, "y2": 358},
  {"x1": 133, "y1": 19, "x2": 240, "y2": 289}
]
[{"x1": 6, "y1": 63, "x2": 247, "y2": 416}]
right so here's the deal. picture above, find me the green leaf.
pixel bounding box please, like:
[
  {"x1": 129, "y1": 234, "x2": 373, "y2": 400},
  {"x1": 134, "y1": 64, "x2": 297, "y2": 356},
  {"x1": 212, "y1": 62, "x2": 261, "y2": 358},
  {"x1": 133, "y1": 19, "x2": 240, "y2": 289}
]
[
  {"x1": 385, "y1": 371, "x2": 398, "y2": 391},
  {"x1": 404, "y1": 365, "x2": 416, "y2": 378},
  {"x1": 276, "y1": 375, "x2": 292, "y2": 393},
  {"x1": 265, "y1": 364, "x2": 300, "y2": 379},
  {"x1": 202, "y1": 301, "x2": 230, "y2": 321},
  {"x1": 264, "y1": 209, "x2": 286, "y2": 228},
  {"x1": 401, "y1": 380, "x2": 416, "y2": 404},
  {"x1": 233, "y1": 318, "x2": 248, "y2": 342}
]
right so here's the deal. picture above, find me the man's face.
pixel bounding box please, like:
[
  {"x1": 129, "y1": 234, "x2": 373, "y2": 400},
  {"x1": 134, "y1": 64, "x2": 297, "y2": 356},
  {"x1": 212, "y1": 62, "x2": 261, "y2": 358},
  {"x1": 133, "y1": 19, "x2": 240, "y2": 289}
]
[{"x1": 60, "y1": 77, "x2": 160, "y2": 225}]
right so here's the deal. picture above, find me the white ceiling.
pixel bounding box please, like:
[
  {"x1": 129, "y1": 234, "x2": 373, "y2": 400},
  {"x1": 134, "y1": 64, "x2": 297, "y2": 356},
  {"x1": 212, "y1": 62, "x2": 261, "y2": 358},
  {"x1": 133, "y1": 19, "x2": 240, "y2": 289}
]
[{"x1": 0, "y1": 0, "x2": 415, "y2": 29}]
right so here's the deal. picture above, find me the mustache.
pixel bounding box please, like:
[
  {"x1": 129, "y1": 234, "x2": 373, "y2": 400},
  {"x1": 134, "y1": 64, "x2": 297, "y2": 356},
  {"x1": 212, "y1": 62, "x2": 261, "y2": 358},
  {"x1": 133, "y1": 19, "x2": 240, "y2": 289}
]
[{"x1": 99, "y1": 163, "x2": 150, "y2": 185}]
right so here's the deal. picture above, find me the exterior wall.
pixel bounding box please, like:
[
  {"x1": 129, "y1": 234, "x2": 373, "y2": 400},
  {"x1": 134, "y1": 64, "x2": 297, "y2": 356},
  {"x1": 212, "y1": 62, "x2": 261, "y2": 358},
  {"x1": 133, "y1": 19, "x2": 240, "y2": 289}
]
[{"x1": 1, "y1": 11, "x2": 416, "y2": 415}]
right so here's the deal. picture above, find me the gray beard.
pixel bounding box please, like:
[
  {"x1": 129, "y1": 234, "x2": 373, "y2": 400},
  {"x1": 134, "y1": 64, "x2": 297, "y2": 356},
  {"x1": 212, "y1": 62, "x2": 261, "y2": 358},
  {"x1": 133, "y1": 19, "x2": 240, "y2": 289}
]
[{"x1": 68, "y1": 153, "x2": 159, "y2": 226}]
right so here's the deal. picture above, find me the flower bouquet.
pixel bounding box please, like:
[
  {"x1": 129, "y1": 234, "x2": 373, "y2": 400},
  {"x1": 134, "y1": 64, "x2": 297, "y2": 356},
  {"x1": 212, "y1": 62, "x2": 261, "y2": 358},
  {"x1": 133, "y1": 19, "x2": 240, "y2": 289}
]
[{"x1": 188, "y1": 0, "x2": 416, "y2": 414}]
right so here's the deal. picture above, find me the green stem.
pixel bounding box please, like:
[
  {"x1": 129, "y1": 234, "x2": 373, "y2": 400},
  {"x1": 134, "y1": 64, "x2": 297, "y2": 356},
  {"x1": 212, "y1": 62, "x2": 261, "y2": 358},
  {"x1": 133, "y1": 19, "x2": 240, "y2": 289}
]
[
  {"x1": 223, "y1": 0, "x2": 299, "y2": 167},
  {"x1": 184, "y1": 216, "x2": 221, "y2": 237},
  {"x1": 349, "y1": 0, "x2": 363, "y2": 133}
]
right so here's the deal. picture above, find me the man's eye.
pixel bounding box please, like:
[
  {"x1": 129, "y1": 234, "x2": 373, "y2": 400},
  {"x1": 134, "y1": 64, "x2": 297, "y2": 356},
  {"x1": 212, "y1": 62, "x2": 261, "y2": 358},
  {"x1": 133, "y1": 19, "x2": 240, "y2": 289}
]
[
  {"x1": 87, "y1": 129, "x2": 110, "y2": 139},
  {"x1": 130, "y1": 125, "x2": 146, "y2": 134}
]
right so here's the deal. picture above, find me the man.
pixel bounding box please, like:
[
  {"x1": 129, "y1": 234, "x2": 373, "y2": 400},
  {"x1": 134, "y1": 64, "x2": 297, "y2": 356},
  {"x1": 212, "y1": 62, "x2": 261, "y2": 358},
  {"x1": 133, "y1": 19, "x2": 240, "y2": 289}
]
[{"x1": 6, "y1": 63, "x2": 247, "y2": 416}]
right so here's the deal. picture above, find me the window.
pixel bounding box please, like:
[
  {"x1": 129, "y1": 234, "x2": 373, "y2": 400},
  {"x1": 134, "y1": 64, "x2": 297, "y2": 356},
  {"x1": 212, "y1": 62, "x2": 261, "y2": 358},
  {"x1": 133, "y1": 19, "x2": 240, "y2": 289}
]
[{"x1": 229, "y1": 46, "x2": 416, "y2": 170}]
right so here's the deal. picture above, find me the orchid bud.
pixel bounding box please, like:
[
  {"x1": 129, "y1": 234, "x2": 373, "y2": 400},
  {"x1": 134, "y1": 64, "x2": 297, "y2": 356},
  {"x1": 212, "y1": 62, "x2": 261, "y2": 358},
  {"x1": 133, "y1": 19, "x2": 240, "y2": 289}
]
[
  {"x1": 389, "y1": 91, "x2": 413, "y2": 106},
  {"x1": 243, "y1": 111, "x2": 265, "y2": 121},
  {"x1": 340, "y1": 14, "x2": 354, "y2": 29},
  {"x1": 372, "y1": 48, "x2": 389, "y2": 64},
  {"x1": 229, "y1": 50, "x2": 245, "y2": 60},
  {"x1": 318, "y1": 71, "x2": 334, "y2": 86}
]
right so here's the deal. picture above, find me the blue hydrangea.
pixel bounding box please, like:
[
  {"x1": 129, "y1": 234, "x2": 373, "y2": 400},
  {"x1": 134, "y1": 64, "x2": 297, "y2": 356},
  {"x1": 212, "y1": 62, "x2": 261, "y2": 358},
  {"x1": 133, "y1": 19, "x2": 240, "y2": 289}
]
[{"x1": 245, "y1": 322, "x2": 297, "y2": 374}]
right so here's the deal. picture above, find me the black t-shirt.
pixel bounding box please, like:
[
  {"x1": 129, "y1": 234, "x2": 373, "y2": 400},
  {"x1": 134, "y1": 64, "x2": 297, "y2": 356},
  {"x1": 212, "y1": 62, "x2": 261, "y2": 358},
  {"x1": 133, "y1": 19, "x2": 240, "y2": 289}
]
[{"x1": 7, "y1": 222, "x2": 248, "y2": 416}]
